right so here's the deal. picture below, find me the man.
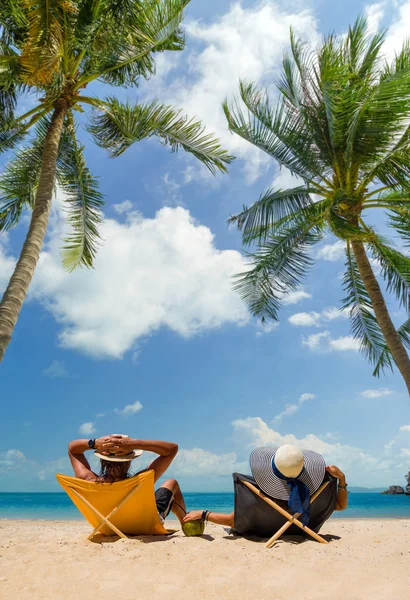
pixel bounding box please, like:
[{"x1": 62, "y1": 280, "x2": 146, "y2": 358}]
[
  {"x1": 68, "y1": 434, "x2": 187, "y2": 524},
  {"x1": 183, "y1": 444, "x2": 348, "y2": 529}
]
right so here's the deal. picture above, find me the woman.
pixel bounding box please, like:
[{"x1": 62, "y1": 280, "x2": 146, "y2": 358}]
[
  {"x1": 183, "y1": 445, "x2": 348, "y2": 529},
  {"x1": 68, "y1": 433, "x2": 187, "y2": 523}
]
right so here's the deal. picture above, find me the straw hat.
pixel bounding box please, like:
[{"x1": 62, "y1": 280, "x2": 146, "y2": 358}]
[
  {"x1": 250, "y1": 444, "x2": 325, "y2": 500},
  {"x1": 94, "y1": 434, "x2": 143, "y2": 462}
]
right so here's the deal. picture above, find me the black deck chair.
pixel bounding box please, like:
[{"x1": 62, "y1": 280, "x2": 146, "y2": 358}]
[{"x1": 232, "y1": 472, "x2": 338, "y2": 548}]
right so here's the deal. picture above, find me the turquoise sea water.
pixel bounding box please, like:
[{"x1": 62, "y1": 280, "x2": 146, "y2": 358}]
[{"x1": 1, "y1": 492, "x2": 410, "y2": 519}]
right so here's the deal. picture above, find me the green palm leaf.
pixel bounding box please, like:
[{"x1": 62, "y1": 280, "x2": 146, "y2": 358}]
[
  {"x1": 228, "y1": 186, "x2": 316, "y2": 244},
  {"x1": 223, "y1": 88, "x2": 329, "y2": 184},
  {"x1": 373, "y1": 317, "x2": 410, "y2": 376},
  {"x1": 87, "y1": 97, "x2": 233, "y2": 174},
  {"x1": 342, "y1": 242, "x2": 389, "y2": 366},
  {"x1": 233, "y1": 211, "x2": 324, "y2": 321},
  {"x1": 369, "y1": 234, "x2": 410, "y2": 310},
  {"x1": 77, "y1": 0, "x2": 188, "y2": 88},
  {"x1": 0, "y1": 116, "x2": 52, "y2": 231},
  {"x1": 57, "y1": 120, "x2": 103, "y2": 271}
]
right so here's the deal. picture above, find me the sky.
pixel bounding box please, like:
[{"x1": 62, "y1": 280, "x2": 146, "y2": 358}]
[{"x1": 1, "y1": 0, "x2": 410, "y2": 493}]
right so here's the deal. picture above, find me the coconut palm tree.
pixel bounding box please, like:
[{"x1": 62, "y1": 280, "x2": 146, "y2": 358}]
[
  {"x1": 0, "y1": 0, "x2": 233, "y2": 362},
  {"x1": 224, "y1": 17, "x2": 410, "y2": 393}
]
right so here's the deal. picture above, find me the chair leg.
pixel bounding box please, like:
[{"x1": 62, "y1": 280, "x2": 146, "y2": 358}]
[
  {"x1": 265, "y1": 520, "x2": 294, "y2": 548},
  {"x1": 86, "y1": 484, "x2": 142, "y2": 540},
  {"x1": 241, "y1": 480, "x2": 330, "y2": 548},
  {"x1": 69, "y1": 487, "x2": 129, "y2": 540},
  {"x1": 265, "y1": 481, "x2": 330, "y2": 548},
  {"x1": 88, "y1": 520, "x2": 127, "y2": 541}
]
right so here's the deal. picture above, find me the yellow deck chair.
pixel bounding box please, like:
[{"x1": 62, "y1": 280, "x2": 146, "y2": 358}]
[{"x1": 56, "y1": 469, "x2": 175, "y2": 541}]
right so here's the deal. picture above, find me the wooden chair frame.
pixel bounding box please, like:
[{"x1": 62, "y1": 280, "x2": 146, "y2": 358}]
[
  {"x1": 68, "y1": 483, "x2": 141, "y2": 541},
  {"x1": 240, "y1": 479, "x2": 330, "y2": 548}
]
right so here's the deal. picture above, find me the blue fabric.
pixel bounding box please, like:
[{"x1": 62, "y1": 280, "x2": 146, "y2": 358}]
[{"x1": 271, "y1": 459, "x2": 311, "y2": 525}]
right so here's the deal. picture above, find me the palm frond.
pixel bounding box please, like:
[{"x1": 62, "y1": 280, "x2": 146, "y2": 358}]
[
  {"x1": 0, "y1": 116, "x2": 51, "y2": 231},
  {"x1": 77, "y1": 0, "x2": 188, "y2": 88},
  {"x1": 361, "y1": 120, "x2": 410, "y2": 189},
  {"x1": 342, "y1": 242, "x2": 389, "y2": 366},
  {"x1": 19, "y1": 0, "x2": 76, "y2": 85},
  {"x1": 0, "y1": 0, "x2": 27, "y2": 47},
  {"x1": 345, "y1": 15, "x2": 385, "y2": 78},
  {"x1": 0, "y1": 123, "x2": 27, "y2": 153},
  {"x1": 0, "y1": 40, "x2": 22, "y2": 125},
  {"x1": 369, "y1": 234, "x2": 410, "y2": 310},
  {"x1": 228, "y1": 186, "x2": 318, "y2": 244},
  {"x1": 276, "y1": 48, "x2": 302, "y2": 108},
  {"x1": 388, "y1": 209, "x2": 410, "y2": 248},
  {"x1": 57, "y1": 119, "x2": 103, "y2": 271},
  {"x1": 223, "y1": 83, "x2": 330, "y2": 184},
  {"x1": 373, "y1": 317, "x2": 410, "y2": 376},
  {"x1": 87, "y1": 97, "x2": 233, "y2": 174},
  {"x1": 346, "y1": 49, "x2": 410, "y2": 171},
  {"x1": 233, "y1": 213, "x2": 324, "y2": 321}
]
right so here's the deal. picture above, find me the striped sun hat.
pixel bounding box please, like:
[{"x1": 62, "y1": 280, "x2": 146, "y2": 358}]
[{"x1": 250, "y1": 445, "x2": 326, "y2": 501}]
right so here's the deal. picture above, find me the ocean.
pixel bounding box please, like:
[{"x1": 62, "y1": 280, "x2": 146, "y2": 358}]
[{"x1": 1, "y1": 492, "x2": 410, "y2": 520}]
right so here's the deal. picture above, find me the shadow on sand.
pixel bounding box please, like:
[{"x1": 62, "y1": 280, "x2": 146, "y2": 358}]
[
  {"x1": 222, "y1": 531, "x2": 341, "y2": 545},
  {"x1": 90, "y1": 532, "x2": 215, "y2": 544}
]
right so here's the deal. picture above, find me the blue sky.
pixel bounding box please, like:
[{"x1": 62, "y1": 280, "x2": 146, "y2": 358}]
[{"x1": 1, "y1": 0, "x2": 410, "y2": 493}]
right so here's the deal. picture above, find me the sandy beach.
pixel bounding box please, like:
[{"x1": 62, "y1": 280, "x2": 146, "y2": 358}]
[{"x1": 1, "y1": 518, "x2": 409, "y2": 599}]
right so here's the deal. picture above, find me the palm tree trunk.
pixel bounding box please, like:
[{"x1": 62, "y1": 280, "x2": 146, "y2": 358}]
[
  {"x1": 352, "y1": 240, "x2": 410, "y2": 394},
  {"x1": 0, "y1": 98, "x2": 67, "y2": 362}
]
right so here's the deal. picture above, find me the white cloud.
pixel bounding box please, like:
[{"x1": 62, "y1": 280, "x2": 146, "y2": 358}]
[
  {"x1": 115, "y1": 400, "x2": 143, "y2": 416},
  {"x1": 0, "y1": 449, "x2": 26, "y2": 465},
  {"x1": 0, "y1": 449, "x2": 27, "y2": 471},
  {"x1": 255, "y1": 320, "x2": 280, "y2": 337},
  {"x1": 281, "y1": 288, "x2": 312, "y2": 305},
  {"x1": 288, "y1": 306, "x2": 347, "y2": 327},
  {"x1": 113, "y1": 200, "x2": 133, "y2": 215},
  {"x1": 289, "y1": 311, "x2": 321, "y2": 327},
  {"x1": 329, "y1": 336, "x2": 361, "y2": 352},
  {"x1": 273, "y1": 404, "x2": 299, "y2": 421},
  {"x1": 79, "y1": 422, "x2": 96, "y2": 435},
  {"x1": 377, "y1": 0, "x2": 410, "y2": 60},
  {"x1": 400, "y1": 425, "x2": 410, "y2": 432},
  {"x1": 148, "y1": 2, "x2": 319, "y2": 181},
  {"x1": 171, "y1": 448, "x2": 246, "y2": 476},
  {"x1": 42, "y1": 360, "x2": 68, "y2": 378},
  {"x1": 274, "y1": 392, "x2": 316, "y2": 421},
  {"x1": 365, "y1": 1, "x2": 387, "y2": 32},
  {"x1": 302, "y1": 330, "x2": 360, "y2": 353},
  {"x1": 299, "y1": 393, "x2": 316, "y2": 403},
  {"x1": 360, "y1": 388, "x2": 394, "y2": 399},
  {"x1": 301, "y1": 330, "x2": 330, "y2": 351},
  {"x1": 25, "y1": 201, "x2": 249, "y2": 359},
  {"x1": 0, "y1": 449, "x2": 73, "y2": 487},
  {"x1": 161, "y1": 173, "x2": 183, "y2": 206},
  {"x1": 322, "y1": 307, "x2": 348, "y2": 321},
  {"x1": 316, "y1": 241, "x2": 345, "y2": 262},
  {"x1": 257, "y1": 287, "x2": 313, "y2": 334},
  {"x1": 384, "y1": 439, "x2": 396, "y2": 451}
]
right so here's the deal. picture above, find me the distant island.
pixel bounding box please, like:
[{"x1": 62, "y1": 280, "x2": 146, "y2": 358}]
[{"x1": 381, "y1": 472, "x2": 410, "y2": 495}]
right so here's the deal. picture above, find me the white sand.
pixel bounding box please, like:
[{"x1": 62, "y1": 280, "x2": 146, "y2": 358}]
[{"x1": 1, "y1": 519, "x2": 410, "y2": 599}]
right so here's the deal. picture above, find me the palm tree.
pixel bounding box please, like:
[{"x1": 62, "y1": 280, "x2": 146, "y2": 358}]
[
  {"x1": 0, "y1": 0, "x2": 233, "y2": 362},
  {"x1": 223, "y1": 17, "x2": 410, "y2": 393}
]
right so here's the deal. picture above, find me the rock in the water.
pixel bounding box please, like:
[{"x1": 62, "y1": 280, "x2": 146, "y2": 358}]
[
  {"x1": 381, "y1": 485, "x2": 405, "y2": 495},
  {"x1": 405, "y1": 472, "x2": 410, "y2": 495}
]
